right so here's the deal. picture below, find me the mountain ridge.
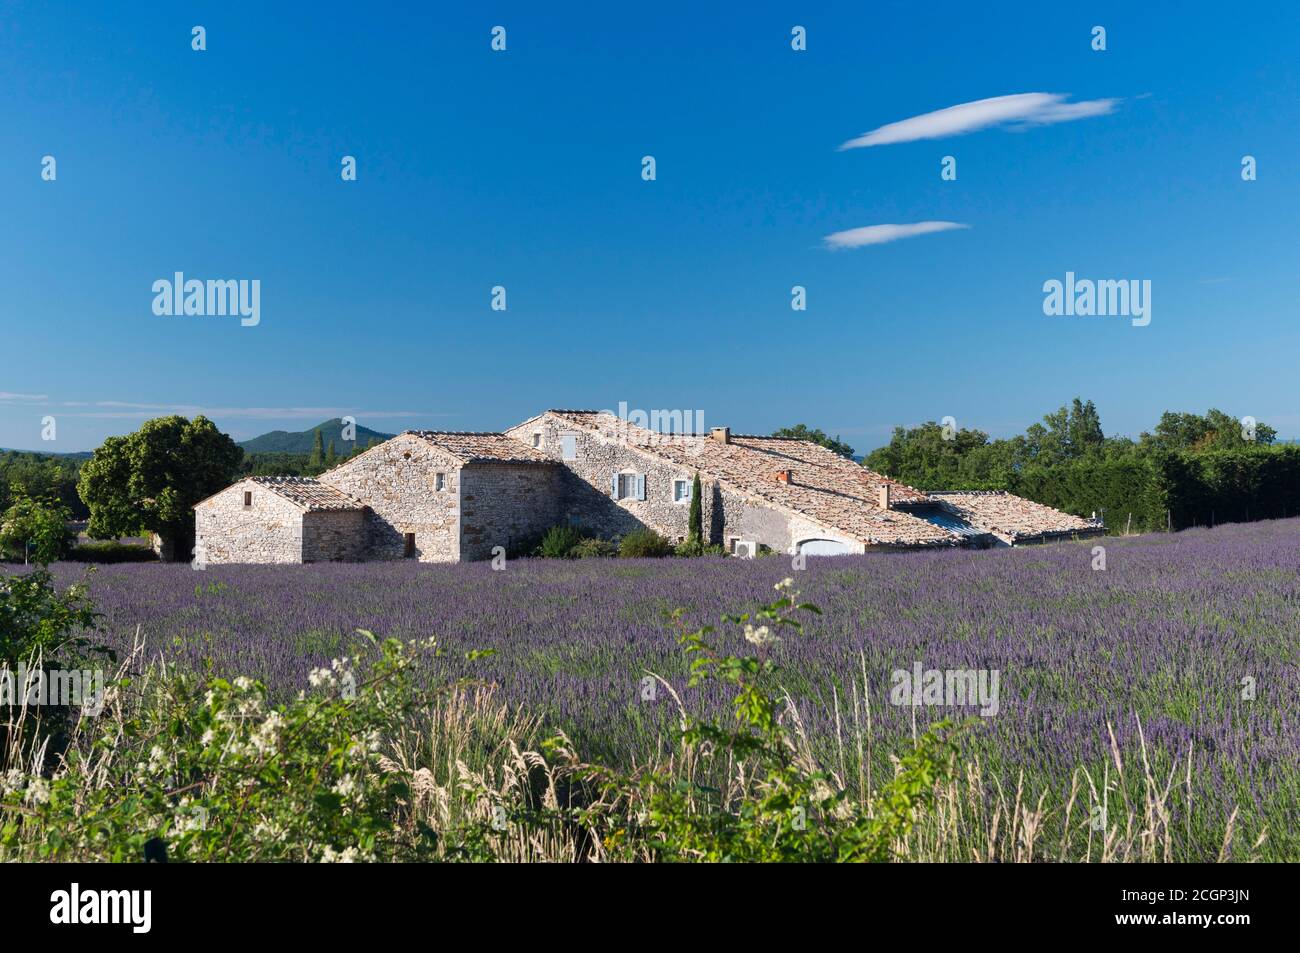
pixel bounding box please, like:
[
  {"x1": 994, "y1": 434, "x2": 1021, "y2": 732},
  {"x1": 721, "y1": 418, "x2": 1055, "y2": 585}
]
[{"x1": 238, "y1": 418, "x2": 397, "y2": 455}]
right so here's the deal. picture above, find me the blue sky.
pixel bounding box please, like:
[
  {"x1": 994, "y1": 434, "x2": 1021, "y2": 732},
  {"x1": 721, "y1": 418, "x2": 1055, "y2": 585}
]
[{"x1": 3, "y1": 1, "x2": 1298, "y2": 452}]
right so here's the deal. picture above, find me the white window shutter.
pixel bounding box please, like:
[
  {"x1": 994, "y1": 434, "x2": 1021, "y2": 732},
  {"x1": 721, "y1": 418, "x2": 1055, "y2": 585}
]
[
  {"x1": 636, "y1": 473, "x2": 646, "y2": 500},
  {"x1": 611, "y1": 472, "x2": 620, "y2": 499}
]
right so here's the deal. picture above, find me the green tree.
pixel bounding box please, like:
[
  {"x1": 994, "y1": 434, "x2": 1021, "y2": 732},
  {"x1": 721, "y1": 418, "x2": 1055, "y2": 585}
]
[
  {"x1": 1141, "y1": 409, "x2": 1277, "y2": 452},
  {"x1": 308, "y1": 428, "x2": 324, "y2": 468},
  {"x1": 0, "y1": 491, "x2": 74, "y2": 564},
  {"x1": 325, "y1": 440, "x2": 337, "y2": 468},
  {"x1": 1022, "y1": 398, "x2": 1106, "y2": 466},
  {"x1": 0, "y1": 453, "x2": 85, "y2": 518},
  {"x1": 687, "y1": 471, "x2": 703, "y2": 547},
  {"x1": 77, "y1": 416, "x2": 242, "y2": 562},
  {"x1": 865, "y1": 422, "x2": 1006, "y2": 490},
  {"x1": 771, "y1": 425, "x2": 855, "y2": 459}
]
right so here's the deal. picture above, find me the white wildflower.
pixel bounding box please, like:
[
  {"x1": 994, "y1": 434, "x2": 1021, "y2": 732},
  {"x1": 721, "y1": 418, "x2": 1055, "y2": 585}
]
[
  {"x1": 146, "y1": 745, "x2": 167, "y2": 773},
  {"x1": 0, "y1": 769, "x2": 24, "y2": 796},
  {"x1": 743, "y1": 624, "x2": 780, "y2": 648},
  {"x1": 24, "y1": 778, "x2": 51, "y2": 805},
  {"x1": 250, "y1": 710, "x2": 283, "y2": 756},
  {"x1": 320, "y1": 845, "x2": 361, "y2": 863}
]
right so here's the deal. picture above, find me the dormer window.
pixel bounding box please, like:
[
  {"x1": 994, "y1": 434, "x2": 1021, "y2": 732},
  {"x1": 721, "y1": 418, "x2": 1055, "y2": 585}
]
[{"x1": 243, "y1": 491, "x2": 252, "y2": 507}]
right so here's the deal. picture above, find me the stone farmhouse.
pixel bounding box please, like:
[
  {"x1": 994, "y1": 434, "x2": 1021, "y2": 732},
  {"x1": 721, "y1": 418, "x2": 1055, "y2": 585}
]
[{"x1": 193, "y1": 409, "x2": 1103, "y2": 564}]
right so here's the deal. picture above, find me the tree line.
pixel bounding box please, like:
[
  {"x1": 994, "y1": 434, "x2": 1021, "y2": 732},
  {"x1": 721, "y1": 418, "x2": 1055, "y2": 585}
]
[{"x1": 854, "y1": 400, "x2": 1294, "y2": 532}]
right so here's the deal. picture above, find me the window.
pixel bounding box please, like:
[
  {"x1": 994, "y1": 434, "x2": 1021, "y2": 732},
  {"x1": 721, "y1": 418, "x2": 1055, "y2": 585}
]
[
  {"x1": 403, "y1": 533, "x2": 416, "y2": 558},
  {"x1": 243, "y1": 491, "x2": 252, "y2": 507},
  {"x1": 560, "y1": 434, "x2": 578, "y2": 460},
  {"x1": 673, "y1": 478, "x2": 691, "y2": 504},
  {"x1": 612, "y1": 472, "x2": 646, "y2": 501},
  {"x1": 435, "y1": 472, "x2": 446, "y2": 491},
  {"x1": 532, "y1": 433, "x2": 542, "y2": 449}
]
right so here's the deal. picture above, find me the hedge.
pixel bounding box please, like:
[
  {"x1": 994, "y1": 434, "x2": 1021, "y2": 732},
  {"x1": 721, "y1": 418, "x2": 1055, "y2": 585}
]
[{"x1": 1005, "y1": 446, "x2": 1300, "y2": 534}]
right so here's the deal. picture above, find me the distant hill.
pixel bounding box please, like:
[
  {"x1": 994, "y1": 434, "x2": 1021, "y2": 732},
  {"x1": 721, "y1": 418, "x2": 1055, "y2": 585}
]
[
  {"x1": 0, "y1": 448, "x2": 93, "y2": 460},
  {"x1": 238, "y1": 419, "x2": 397, "y2": 455}
]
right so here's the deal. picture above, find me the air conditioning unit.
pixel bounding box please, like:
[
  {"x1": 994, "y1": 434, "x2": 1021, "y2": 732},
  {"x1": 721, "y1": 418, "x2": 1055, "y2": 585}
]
[{"x1": 733, "y1": 540, "x2": 758, "y2": 559}]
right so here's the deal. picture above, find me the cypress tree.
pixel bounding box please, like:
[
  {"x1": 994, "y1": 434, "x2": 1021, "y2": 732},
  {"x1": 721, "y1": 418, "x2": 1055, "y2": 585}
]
[
  {"x1": 308, "y1": 428, "x2": 324, "y2": 468},
  {"x1": 688, "y1": 471, "x2": 703, "y2": 549}
]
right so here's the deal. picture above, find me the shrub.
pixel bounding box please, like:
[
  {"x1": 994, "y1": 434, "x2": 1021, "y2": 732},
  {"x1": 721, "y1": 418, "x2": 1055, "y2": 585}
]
[
  {"x1": 0, "y1": 569, "x2": 102, "y2": 671},
  {"x1": 0, "y1": 494, "x2": 74, "y2": 564},
  {"x1": 605, "y1": 580, "x2": 960, "y2": 861},
  {"x1": 570, "y1": 537, "x2": 617, "y2": 559},
  {"x1": 0, "y1": 633, "x2": 471, "y2": 861},
  {"x1": 66, "y1": 541, "x2": 157, "y2": 563},
  {"x1": 536, "y1": 524, "x2": 587, "y2": 559},
  {"x1": 618, "y1": 528, "x2": 673, "y2": 558},
  {"x1": 674, "y1": 538, "x2": 724, "y2": 557},
  {"x1": 0, "y1": 567, "x2": 108, "y2": 766}
]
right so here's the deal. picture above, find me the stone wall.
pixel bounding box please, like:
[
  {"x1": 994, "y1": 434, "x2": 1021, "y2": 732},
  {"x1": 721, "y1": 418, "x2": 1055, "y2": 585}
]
[
  {"x1": 321, "y1": 434, "x2": 461, "y2": 562},
  {"x1": 712, "y1": 491, "x2": 796, "y2": 552},
  {"x1": 787, "y1": 511, "x2": 865, "y2": 554},
  {"x1": 194, "y1": 480, "x2": 304, "y2": 564},
  {"x1": 302, "y1": 510, "x2": 369, "y2": 562},
  {"x1": 459, "y1": 463, "x2": 562, "y2": 560},
  {"x1": 505, "y1": 414, "x2": 715, "y2": 542}
]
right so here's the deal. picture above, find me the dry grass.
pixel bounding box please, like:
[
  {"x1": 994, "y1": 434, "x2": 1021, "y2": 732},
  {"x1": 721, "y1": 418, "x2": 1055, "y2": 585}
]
[{"x1": 1, "y1": 641, "x2": 1264, "y2": 863}]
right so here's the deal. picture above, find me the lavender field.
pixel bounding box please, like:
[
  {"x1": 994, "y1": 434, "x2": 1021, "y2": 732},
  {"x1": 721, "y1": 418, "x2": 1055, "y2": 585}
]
[{"x1": 49, "y1": 518, "x2": 1300, "y2": 860}]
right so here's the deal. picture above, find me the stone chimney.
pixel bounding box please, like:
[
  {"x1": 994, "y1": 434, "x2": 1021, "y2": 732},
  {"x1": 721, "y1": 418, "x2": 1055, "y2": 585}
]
[
  {"x1": 774, "y1": 469, "x2": 792, "y2": 484},
  {"x1": 710, "y1": 426, "x2": 731, "y2": 444},
  {"x1": 878, "y1": 482, "x2": 891, "y2": 510}
]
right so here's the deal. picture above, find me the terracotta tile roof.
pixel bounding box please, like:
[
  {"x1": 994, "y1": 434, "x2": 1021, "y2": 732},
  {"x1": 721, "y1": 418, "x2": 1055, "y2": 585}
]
[
  {"x1": 928, "y1": 490, "x2": 1104, "y2": 542},
  {"x1": 249, "y1": 476, "x2": 366, "y2": 511},
  {"x1": 545, "y1": 411, "x2": 958, "y2": 547},
  {"x1": 406, "y1": 431, "x2": 556, "y2": 465}
]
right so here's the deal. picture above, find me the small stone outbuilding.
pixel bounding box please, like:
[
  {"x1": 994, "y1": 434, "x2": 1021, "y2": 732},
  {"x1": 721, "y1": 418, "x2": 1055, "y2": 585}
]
[{"x1": 193, "y1": 476, "x2": 368, "y2": 564}]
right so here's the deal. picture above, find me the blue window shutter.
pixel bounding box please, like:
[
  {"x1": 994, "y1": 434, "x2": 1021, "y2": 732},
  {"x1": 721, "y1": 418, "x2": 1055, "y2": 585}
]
[
  {"x1": 611, "y1": 472, "x2": 620, "y2": 499},
  {"x1": 636, "y1": 474, "x2": 646, "y2": 501}
]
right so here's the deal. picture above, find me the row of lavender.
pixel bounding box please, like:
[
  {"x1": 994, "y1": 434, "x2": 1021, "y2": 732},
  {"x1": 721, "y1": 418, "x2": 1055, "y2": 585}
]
[{"x1": 49, "y1": 518, "x2": 1300, "y2": 859}]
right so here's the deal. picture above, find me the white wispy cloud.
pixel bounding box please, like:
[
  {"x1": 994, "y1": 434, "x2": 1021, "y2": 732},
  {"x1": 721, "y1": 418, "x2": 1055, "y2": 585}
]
[
  {"x1": 823, "y1": 221, "x2": 969, "y2": 250},
  {"x1": 838, "y1": 93, "x2": 1120, "y2": 150},
  {"x1": 0, "y1": 392, "x2": 48, "y2": 402},
  {"x1": 55, "y1": 404, "x2": 442, "y2": 420},
  {"x1": 0, "y1": 395, "x2": 447, "y2": 421}
]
